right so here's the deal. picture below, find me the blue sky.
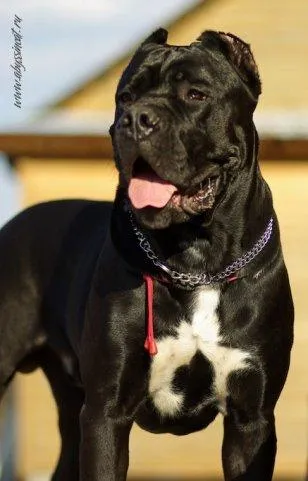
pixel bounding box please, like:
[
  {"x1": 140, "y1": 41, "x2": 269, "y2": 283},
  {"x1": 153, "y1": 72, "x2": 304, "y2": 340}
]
[
  {"x1": 0, "y1": 0, "x2": 197, "y2": 225},
  {"x1": 0, "y1": 0, "x2": 197, "y2": 129}
]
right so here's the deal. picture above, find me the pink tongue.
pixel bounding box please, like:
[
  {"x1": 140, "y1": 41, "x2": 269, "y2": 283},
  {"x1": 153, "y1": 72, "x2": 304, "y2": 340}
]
[{"x1": 128, "y1": 174, "x2": 177, "y2": 209}]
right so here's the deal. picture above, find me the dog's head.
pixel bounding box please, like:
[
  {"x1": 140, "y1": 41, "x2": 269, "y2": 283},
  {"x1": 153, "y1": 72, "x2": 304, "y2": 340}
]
[{"x1": 110, "y1": 29, "x2": 261, "y2": 229}]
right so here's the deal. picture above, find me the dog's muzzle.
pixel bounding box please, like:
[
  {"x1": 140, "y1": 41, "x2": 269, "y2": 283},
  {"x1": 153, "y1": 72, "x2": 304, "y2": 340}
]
[{"x1": 126, "y1": 156, "x2": 220, "y2": 214}]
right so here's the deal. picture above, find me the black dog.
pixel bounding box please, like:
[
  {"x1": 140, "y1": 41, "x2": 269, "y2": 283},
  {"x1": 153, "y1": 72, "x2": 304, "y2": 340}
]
[{"x1": 0, "y1": 29, "x2": 293, "y2": 481}]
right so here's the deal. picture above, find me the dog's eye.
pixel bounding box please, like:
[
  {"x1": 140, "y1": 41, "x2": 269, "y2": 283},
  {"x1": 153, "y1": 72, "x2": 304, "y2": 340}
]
[
  {"x1": 118, "y1": 92, "x2": 133, "y2": 105},
  {"x1": 174, "y1": 71, "x2": 184, "y2": 81},
  {"x1": 187, "y1": 89, "x2": 207, "y2": 101}
]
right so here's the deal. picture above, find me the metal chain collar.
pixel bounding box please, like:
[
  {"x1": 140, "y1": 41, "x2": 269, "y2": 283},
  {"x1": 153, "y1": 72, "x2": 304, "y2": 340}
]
[{"x1": 125, "y1": 202, "x2": 274, "y2": 289}]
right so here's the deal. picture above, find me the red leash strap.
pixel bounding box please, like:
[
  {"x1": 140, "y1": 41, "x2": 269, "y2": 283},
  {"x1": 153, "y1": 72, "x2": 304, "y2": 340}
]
[
  {"x1": 227, "y1": 275, "x2": 238, "y2": 283},
  {"x1": 143, "y1": 274, "x2": 158, "y2": 356},
  {"x1": 142, "y1": 273, "x2": 237, "y2": 356}
]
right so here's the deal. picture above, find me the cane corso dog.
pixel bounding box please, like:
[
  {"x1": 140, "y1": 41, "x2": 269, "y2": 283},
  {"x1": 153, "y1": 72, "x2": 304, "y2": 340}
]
[{"x1": 0, "y1": 29, "x2": 293, "y2": 480}]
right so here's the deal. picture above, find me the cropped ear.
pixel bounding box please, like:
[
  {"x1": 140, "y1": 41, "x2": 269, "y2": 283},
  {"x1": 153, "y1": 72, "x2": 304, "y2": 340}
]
[
  {"x1": 116, "y1": 28, "x2": 168, "y2": 93},
  {"x1": 142, "y1": 28, "x2": 168, "y2": 46},
  {"x1": 198, "y1": 31, "x2": 261, "y2": 99}
]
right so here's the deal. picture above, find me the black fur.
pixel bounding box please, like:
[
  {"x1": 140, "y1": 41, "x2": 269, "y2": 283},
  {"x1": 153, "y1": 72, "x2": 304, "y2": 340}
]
[{"x1": 0, "y1": 30, "x2": 293, "y2": 480}]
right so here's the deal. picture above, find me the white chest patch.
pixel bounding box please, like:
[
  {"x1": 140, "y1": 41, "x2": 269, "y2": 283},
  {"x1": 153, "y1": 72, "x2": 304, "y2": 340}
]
[{"x1": 149, "y1": 287, "x2": 250, "y2": 417}]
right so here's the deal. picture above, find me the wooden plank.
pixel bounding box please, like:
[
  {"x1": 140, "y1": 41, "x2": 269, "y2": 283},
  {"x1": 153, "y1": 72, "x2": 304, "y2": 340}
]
[
  {"x1": 0, "y1": 134, "x2": 113, "y2": 160},
  {"x1": 1, "y1": 133, "x2": 308, "y2": 161},
  {"x1": 260, "y1": 138, "x2": 308, "y2": 160}
]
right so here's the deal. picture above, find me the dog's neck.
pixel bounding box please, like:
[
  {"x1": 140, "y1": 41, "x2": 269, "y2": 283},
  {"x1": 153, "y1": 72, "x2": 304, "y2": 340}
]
[
  {"x1": 112, "y1": 178, "x2": 274, "y2": 284},
  {"x1": 111, "y1": 134, "x2": 275, "y2": 281},
  {"x1": 140, "y1": 181, "x2": 272, "y2": 273}
]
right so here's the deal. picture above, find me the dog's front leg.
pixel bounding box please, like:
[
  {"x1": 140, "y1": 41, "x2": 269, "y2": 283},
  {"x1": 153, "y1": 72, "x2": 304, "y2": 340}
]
[
  {"x1": 222, "y1": 413, "x2": 276, "y2": 481},
  {"x1": 80, "y1": 402, "x2": 133, "y2": 481},
  {"x1": 221, "y1": 367, "x2": 277, "y2": 481},
  {"x1": 78, "y1": 277, "x2": 148, "y2": 480}
]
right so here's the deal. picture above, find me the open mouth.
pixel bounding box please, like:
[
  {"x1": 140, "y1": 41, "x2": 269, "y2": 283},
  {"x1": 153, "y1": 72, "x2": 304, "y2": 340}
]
[{"x1": 127, "y1": 157, "x2": 218, "y2": 214}]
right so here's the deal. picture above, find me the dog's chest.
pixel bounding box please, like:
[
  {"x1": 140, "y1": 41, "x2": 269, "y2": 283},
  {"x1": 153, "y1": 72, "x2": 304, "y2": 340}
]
[{"x1": 149, "y1": 288, "x2": 250, "y2": 417}]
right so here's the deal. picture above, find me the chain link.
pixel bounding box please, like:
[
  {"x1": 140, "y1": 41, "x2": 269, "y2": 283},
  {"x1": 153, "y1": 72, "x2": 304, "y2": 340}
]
[{"x1": 125, "y1": 202, "x2": 273, "y2": 289}]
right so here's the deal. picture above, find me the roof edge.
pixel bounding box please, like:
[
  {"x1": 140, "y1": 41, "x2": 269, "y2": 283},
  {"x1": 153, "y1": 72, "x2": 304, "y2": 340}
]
[{"x1": 49, "y1": 0, "x2": 212, "y2": 110}]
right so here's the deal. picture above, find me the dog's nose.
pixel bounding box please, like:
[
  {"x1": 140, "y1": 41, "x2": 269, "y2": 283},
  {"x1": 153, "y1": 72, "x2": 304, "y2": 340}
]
[{"x1": 121, "y1": 108, "x2": 160, "y2": 139}]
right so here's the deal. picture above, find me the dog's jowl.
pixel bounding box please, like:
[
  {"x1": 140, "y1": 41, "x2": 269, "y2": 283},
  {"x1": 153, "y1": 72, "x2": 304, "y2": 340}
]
[{"x1": 0, "y1": 29, "x2": 293, "y2": 481}]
